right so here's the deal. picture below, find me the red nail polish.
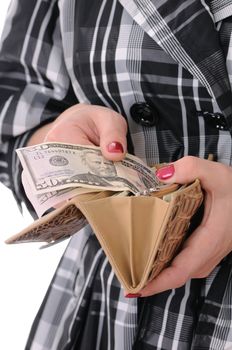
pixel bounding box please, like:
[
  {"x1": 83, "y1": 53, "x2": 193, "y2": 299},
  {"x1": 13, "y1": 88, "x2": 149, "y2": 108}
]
[
  {"x1": 107, "y1": 142, "x2": 124, "y2": 153},
  {"x1": 125, "y1": 293, "x2": 141, "y2": 298},
  {"x1": 156, "y1": 164, "x2": 175, "y2": 180}
]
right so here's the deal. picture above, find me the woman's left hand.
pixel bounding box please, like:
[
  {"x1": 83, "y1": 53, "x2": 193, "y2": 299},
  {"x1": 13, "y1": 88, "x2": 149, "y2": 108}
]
[{"x1": 140, "y1": 156, "x2": 232, "y2": 296}]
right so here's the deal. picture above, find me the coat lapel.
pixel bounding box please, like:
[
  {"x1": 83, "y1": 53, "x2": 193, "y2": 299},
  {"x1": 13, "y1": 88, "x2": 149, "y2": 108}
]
[{"x1": 118, "y1": 0, "x2": 232, "y2": 132}]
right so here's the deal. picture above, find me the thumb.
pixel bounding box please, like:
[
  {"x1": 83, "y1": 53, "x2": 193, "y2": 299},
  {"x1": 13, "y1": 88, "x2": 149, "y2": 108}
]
[
  {"x1": 45, "y1": 104, "x2": 128, "y2": 161},
  {"x1": 96, "y1": 111, "x2": 128, "y2": 161},
  {"x1": 155, "y1": 155, "x2": 227, "y2": 191}
]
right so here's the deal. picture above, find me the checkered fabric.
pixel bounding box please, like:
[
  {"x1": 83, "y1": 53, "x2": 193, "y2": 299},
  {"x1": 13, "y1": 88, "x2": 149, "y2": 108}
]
[{"x1": 1, "y1": 0, "x2": 232, "y2": 349}]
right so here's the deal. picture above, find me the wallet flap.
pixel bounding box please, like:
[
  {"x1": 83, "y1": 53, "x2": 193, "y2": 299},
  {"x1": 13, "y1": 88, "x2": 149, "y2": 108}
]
[
  {"x1": 5, "y1": 191, "x2": 113, "y2": 244},
  {"x1": 5, "y1": 200, "x2": 86, "y2": 244}
]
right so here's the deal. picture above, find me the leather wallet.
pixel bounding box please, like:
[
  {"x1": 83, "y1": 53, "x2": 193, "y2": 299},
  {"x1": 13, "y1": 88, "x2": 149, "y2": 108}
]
[{"x1": 5, "y1": 179, "x2": 203, "y2": 293}]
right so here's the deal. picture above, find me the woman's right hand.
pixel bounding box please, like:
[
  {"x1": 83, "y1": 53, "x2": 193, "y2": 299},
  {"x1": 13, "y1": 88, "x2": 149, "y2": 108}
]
[{"x1": 28, "y1": 103, "x2": 128, "y2": 161}]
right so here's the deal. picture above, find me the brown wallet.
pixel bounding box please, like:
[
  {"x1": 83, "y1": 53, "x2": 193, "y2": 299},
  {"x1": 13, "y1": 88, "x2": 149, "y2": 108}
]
[{"x1": 6, "y1": 179, "x2": 203, "y2": 293}]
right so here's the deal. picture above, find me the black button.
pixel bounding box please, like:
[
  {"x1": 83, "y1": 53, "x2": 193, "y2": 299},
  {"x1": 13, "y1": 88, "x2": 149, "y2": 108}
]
[
  {"x1": 130, "y1": 102, "x2": 158, "y2": 127},
  {"x1": 197, "y1": 111, "x2": 228, "y2": 131}
]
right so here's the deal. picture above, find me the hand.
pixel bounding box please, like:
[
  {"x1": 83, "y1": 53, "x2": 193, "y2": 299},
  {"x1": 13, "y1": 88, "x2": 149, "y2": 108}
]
[
  {"x1": 28, "y1": 103, "x2": 128, "y2": 161},
  {"x1": 140, "y1": 156, "x2": 232, "y2": 296}
]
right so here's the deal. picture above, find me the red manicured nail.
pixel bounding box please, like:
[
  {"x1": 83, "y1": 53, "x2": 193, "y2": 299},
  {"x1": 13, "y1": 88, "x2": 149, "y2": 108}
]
[
  {"x1": 107, "y1": 141, "x2": 124, "y2": 153},
  {"x1": 125, "y1": 293, "x2": 141, "y2": 298},
  {"x1": 156, "y1": 164, "x2": 175, "y2": 180}
]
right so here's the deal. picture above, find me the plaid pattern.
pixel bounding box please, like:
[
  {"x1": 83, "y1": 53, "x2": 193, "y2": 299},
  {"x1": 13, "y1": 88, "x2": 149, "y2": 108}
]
[
  {"x1": 26, "y1": 227, "x2": 138, "y2": 350},
  {"x1": 1, "y1": 0, "x2": 232, "y2": 349}
]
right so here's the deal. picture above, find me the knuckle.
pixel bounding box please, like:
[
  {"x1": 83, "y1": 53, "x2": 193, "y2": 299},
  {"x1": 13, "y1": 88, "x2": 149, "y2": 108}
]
[
  {"x1": 168, "y1": 265, "x2": 189, "y2": 288},
  {"x1": 179, "y1": 156, "x2": 199, "y2": 173},
  {"x1": 174, "y1": 276, "x2": 188, "y2": 289},
  {"x1": 113, "y1": 114, "x2": 128, "y2": 132},
  {"x1": 175, "y1": 156, "x2": 205, "y2": 183}
]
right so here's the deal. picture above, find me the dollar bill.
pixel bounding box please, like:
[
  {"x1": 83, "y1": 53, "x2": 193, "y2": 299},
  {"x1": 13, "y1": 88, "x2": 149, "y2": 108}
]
[
  {"x1": 21, "y1": 170, "x2": 100, "y2": 217},
  {"x1": 17, "y1": 142, "x2": 161, "y2": 196}
]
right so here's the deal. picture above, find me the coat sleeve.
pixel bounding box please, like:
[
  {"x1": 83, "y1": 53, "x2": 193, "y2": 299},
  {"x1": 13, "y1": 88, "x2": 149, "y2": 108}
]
[{"x1": 0, "y1": 0, "x2": 77, "y2": 214}]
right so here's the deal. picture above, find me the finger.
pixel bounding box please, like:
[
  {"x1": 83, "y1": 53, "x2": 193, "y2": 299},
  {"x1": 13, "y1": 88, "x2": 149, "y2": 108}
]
[
  {"x1": 139, "y1": 252, "x2": 220, "y2": 297},
  {"x1": 47, "y1": 105, "x2": 128, "y2": 161},
  {"x1": 139, "y1": 217, "x2": 228, "y2": 296},
  {"x1": 94, "y1": 110, "x2": 128, "y2": 161},
  {"x1": 155, "y1": 156, "x2": 231, "y2": 192},
  {"x1": 139, "y1": 241, "x2": 202, "y2": 296},
  {"x1": 140, "y1": 266, "x2": 189, "y2": 296},
  {"x1": 65, "y1": 104, "x2": 128, "y2": 160}
]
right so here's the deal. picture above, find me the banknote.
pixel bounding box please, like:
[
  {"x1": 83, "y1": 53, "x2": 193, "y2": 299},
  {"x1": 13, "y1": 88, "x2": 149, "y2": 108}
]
[
  {"x1": 21, "y1": 170, "x2": 100, "y2": 217},
  {"x1": 22, "y1": 168, "x2": 131, "y2": 218},
  {"x1": 17, "y1": 142, "x2": 161, "y2": 196}
]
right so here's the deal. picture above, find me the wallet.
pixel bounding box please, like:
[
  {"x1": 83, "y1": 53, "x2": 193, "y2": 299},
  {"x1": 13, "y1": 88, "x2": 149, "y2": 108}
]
[{"x1": 5, "y1": 179, "x2": 203, "y2": 293}]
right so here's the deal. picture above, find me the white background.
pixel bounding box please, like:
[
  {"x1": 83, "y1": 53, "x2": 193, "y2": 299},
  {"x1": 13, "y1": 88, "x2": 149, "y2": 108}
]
[{"x1": 0, "y1": 3, "x2": 68, "y2": 349}]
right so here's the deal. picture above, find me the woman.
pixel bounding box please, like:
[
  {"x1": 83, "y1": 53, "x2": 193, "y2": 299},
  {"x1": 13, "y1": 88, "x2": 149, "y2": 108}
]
[{"x1": 1, "y1": 0, "x2": 232, "y2": 348}]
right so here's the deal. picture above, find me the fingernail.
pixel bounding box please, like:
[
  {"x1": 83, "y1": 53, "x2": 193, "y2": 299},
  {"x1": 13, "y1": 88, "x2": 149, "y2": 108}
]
[
  {"x1": 125, "y1": 293, "x2": 141, "y2": 298},
  {"x1": 107, "y1": 141, "x2": 124, "y2": 153},
  {"x1": 156, "y1": 164, "x2": 175, "y2": 180}
]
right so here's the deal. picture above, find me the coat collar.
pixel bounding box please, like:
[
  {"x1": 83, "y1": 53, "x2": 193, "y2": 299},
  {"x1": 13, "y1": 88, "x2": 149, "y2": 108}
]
[{"x1": 118, "y1": 0, "x2": 232, "y2": 132}]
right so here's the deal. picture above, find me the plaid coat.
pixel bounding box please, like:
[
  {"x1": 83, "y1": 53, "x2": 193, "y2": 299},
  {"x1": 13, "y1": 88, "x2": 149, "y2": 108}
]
[{"x1": 1, "y1": 0, "x2": 232, "y2": 349}]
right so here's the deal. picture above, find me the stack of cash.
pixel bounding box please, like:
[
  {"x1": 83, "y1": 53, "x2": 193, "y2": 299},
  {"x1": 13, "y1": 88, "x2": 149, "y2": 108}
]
[{"x1": 17, "y1": 142, "x2": 163, "y2": 217}]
